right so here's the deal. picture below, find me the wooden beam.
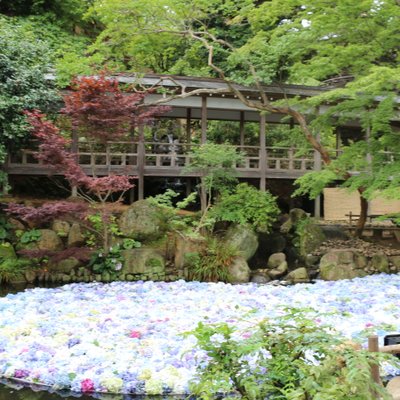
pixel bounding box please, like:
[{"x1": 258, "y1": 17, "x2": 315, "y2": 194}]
[
  {"x1": 259, "y1": 114, "x2": 266, "y2": 191},
  {"x1": 201, "y1": 96, "x2": 207, "y2": 144}
]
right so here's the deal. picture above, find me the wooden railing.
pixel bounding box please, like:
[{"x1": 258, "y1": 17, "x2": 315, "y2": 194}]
[{"x1": 6, "y1": 141, "x2": 316, "y2": 175}]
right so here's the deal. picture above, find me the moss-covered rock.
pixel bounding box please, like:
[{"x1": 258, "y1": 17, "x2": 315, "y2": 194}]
[
  {"x1": 297, "y1": 221, "x2": 325, "y2": 259},
  {"x1": 267, "y1": 252, "x2": 286, "y2": 269},
  {"x1": 119, "y1": 200, "x2": 166, "y2": 241},
  {"x1": 224, "y1": 224, "x2": 259, "y2": 261},
  {"x1": 268, "y1": 261, "x2": 288, "y2": 279},
  {"x1": 37, "y1": 229, "x2": 64, "y2": 252},
  {"x1": 52, "y1": 220, "x2": 71, "y2": 237},
  {"x1": 67, "y1": 223, "x2": 85, "y2": 247},
  {"x1": 174, "y1": 235, "x2": 207, "y2": 270},
  {"x1": 390, "y1": 256, "x2": 400, "y2": 271},
  {"x1": 280, "y1": 208, "x2": 308, "y2": 234},
  {"x1": 319, "y1": 250, "x2": 367, "y2": 281},
  {"x1": 49, "y1": 257, "x2": 81, "y2": 274},
  {"x1": 0, "y1": 242, "x2": 17, "y2": 260},
  {"x1": 370, "y1": 254, "x2": 389, "y2": 273},
  {"x1": 286, "y1": 267, "x2": 310, "y2": 284},
  {"x1": 122, "y1": 248, "x2": 166, "y2": 276},
  {"x1": 227, "y1": 256, "x2": 250, "y2": 284}
]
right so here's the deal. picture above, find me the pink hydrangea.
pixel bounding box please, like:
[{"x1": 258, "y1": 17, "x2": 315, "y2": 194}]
[
  {"x1": 81, "y1": 378, "x2": 95, "y2": 393},
  {"x1": 129, "y1": 330, "x2": 141, "y2": 339}
]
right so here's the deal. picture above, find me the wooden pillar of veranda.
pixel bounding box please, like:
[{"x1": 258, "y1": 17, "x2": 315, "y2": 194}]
[
  {"x1": 70, "y1": 127, "x2": 79, "y2": 197},
  {"x1": 240, "y1": 111, "x2": 245, "y2": 147},
  {"x1": 314, "y1": 133, "x2": 322, "y2": 218},
  {"x1": 200, "y1": 97, "x2": 208, "y2": 212},
  {"x1": 259, "y1": 114, "x2": 267, "y2": 192},
  {"x1": 129, "y1": 123, "x2": 136, "y2": 203},
  {"x1": 137, "y1": 125, "x2": 145, "y2": 200},
  {"x1": 186, "y1": 108, "x2": 192, "y2": 196}
]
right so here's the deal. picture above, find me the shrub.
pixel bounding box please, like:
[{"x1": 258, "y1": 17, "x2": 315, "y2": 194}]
[
  {"x1": 186, "y1": 238, "x2": 238, "y2": 282},
  {"x1": 0, "y1": 258, "x2": 32, "y2": 283},
  {"x1": 210, "y1": 183, "x2": 280, "y2": 233},
  {"x1": 187, "y1": 308, "x2": 397, "y2": 400}
]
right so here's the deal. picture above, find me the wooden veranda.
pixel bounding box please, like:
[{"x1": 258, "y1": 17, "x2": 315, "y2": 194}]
[{"x1": 4, "y1": 73, "x2": 379, "y2": 216}]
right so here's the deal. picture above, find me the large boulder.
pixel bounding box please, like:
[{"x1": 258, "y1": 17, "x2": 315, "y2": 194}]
[
  {"x1": 267, "y1": 252, "x2": 286, "y2": 269},
  {"x1": 119, "y1": 200, "x2": 166, "y2": 241},
  {"x1": 227, "y1": 256, "x2": 251, "y2": 284},
  {"x1": 268, "y1": 261, "x2": 288, "y2": 279},
  {"x1": 286, "y1": 267, "x2": 310, "y2": 284},
  {"x1": 52, "y1": 220, "x2": 71, "y2": 237},
  {"x1": 280, "y1": 208, "x2": 308, "y2": 234},
  {"x1": 48, "y1": 257, "x2": 81, "y2": 274},
  {"x1": 173, "y1": 234, "x2": 207, "y2": 271},
  {"x1": 224, "y1": 224, "x2": 259, "y2": 261},
  {"x1": 122, "y1": 248, "x2": 165, "y2": 276},
  {"x1": 67, "y1": 223, "x2": 85, "y2": 247},
  {"x1": 319, "y1": 250, "x2": 367, "y2": 281},
  {"x1": 297, "y1": 222, "x2": 325, "y2": 259},
  {"x1": 390, "y1": 256, "x2": 400, "y2": 272},
  {"x1": 250, "y1": 269, "x2": 271, "y2": 284},
  {"x1": 369, "y1": 254, "x2": 389, "y2": 273},
  {"x1": 37, "y1": 229, "x2": 64, "y2": 252}
]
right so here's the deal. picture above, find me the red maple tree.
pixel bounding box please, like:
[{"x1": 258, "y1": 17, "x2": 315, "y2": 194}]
[
  {"x1": 62, "y1": 74, "x2": 164, "y2": 142},
  {"x1": 7, "y1": 75, "x2": 168, "y2": 256}
]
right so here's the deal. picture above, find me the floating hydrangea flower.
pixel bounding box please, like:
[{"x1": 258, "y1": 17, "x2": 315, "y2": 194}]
[
  {"x1": 14, "y1": 369, "x2": 29, "y2": 379},
  {"x1": 129, "y1": 330, "x2": 141, "y2": 339},
  {"x1": 80, "y1": 378, "x2": 95, "y2": 392},
  {"x1": 0, "y1": 276, "x2": 399, "y2": 395},
  {"x1": 101, "y1": 376, "x2": 123, "y2": 392}
]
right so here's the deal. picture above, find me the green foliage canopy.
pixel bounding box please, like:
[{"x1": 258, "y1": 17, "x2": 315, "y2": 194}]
[
  {"x1": 187, "y1": 308, "x2": 396, "y2": 400},
  {"x1": 0, "y1": 19, "x2": 59, "y2": 165},
  {"x1": 211, "y1": 183, "x2": 280, "y2": 233}
]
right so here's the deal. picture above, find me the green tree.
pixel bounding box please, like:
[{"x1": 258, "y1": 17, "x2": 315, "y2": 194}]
[
  {"x1": 184, "y1": 143, "x2": 244, "y2": 230},
  {"x1": 0, "y1": 0, "x2": 93, "y2": 31},
  {"x1": 0, "y1": 20, "x2": 59, "y2": 191},
  {"x1": 210, "y1": 183, "x2": 280, "y2": 233},
  {"x1": 96, "y1": 0, "x2": 399, "y2": 234}
]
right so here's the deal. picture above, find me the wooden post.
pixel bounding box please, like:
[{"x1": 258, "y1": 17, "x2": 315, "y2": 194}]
[
  {"x1": 368, "y1": 335, "x2": 382, "y2": 390},
  {"x1": 186, "y1": 108, "x2": 192, "y2": 145},
  {"x1": 200, "y1": 96, "x2": 208, "y2": 211},
  {"x1": 366, "y1": 124, "x2": 372, "y2": 216},
  {"x1": 240, "y1": 111, "x2": 245, "y2": 147},
  {"x1": 201, "y1": 96, "x2": 207, "y2": 144},
  {"x1": 185, "y1": 108, "x2": 192, "y2": 197},
  {"x1": 259, "y1": 114, "x2": 266, "y2": 192},
  {"x1": 186, "y1": 178, "x2": 192, "y2": 197},
  {"x1": 200, "y1": 179, "x2": 207, "y2": 213},
  {"x1": 314, "y1": 133, "x2": 322, "y2": 218},
  {"x1": 137, "y1": 125, "x2": 145, "y2": 200},
  {"x1": 70, "y1": 127, "x2": 79, "y2": 197},
  {"x1": 336, "y1": 128, "x2": 341, "y2": 157}
]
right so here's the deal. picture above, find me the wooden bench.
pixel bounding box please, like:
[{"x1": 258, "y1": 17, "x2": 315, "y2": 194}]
[{"x1": 345, "y1": 212, "x2": 384, "y2": 226}]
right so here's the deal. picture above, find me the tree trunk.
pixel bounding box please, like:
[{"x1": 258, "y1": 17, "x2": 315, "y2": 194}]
[{"x1": 355, "y1": 191, "x2": 368, "y2": 238}]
